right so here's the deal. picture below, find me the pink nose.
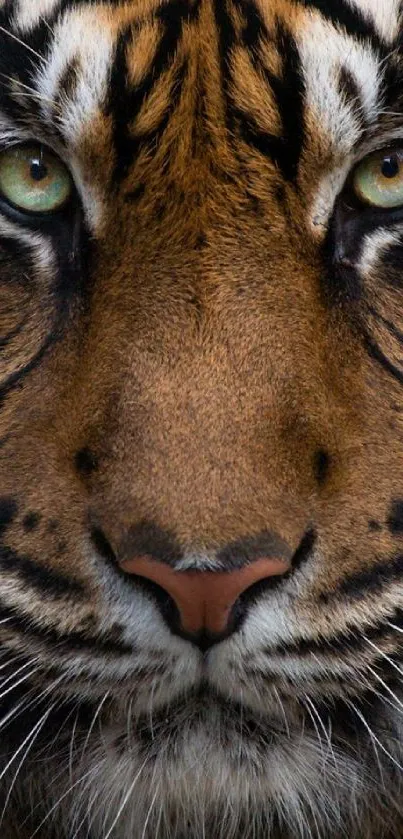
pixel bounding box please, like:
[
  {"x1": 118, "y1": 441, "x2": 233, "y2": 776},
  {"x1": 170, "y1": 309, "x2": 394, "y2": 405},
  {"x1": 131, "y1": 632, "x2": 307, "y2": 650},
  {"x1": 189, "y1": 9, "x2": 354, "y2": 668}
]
[{"x1": 119, "y1": 555, "x2": 290, "y2": 635}]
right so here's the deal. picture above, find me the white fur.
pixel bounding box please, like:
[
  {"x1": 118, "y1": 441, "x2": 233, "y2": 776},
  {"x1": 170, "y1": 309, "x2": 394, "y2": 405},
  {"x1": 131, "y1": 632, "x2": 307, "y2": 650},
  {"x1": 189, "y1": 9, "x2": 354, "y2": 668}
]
[
  {"x1": 14, "y1": 0, "x2": 61, "y2": 30},
  {"x1": 359, "y1": 226, "x2": 403, "y2": 276},
  {"x1": 0, "y1": 215, "x2": 55, "y2": 279},
  {"x1": 349, "y1": 0, "x2": 401, "y2": 42},
  {"x1": 1, "y1": 3, "x2": 403, "y2": 838},
  {"x1": 300, "y1": 14, "x2": 382, "y2": 151}
]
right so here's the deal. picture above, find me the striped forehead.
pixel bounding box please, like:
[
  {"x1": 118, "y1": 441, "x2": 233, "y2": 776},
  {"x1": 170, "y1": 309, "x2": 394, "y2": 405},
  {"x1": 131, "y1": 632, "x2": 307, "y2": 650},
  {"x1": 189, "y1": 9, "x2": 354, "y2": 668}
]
[
  {"x1": 11, "y1": 0, "x2": 402, "y2": 34},
  {"x1": 0, "y1": 0, "x2": 401, "y2": 216},
  {"x1": 29, "y1": 2, "x2": 391, "y2": 145}
]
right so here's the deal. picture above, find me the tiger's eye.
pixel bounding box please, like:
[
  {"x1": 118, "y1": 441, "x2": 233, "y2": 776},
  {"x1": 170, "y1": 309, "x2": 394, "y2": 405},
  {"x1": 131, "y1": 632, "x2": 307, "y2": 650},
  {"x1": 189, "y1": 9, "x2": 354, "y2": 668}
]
[
  {"x1": 0, "y1": 144, "x2": 72, "y2": 214},
  {"x1": 353, "y1": 148, "x2": 403, "y2": 209}
]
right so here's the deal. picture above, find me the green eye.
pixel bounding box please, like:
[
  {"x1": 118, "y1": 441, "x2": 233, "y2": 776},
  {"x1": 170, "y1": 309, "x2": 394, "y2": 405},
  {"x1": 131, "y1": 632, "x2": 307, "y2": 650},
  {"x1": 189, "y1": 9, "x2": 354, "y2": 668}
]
[
  {"x1": 0, "y1": 144, "x2": 72, "y2": 214},
  {"x1": 353, "y1": 147, "x2": 403, "y2": 209}
]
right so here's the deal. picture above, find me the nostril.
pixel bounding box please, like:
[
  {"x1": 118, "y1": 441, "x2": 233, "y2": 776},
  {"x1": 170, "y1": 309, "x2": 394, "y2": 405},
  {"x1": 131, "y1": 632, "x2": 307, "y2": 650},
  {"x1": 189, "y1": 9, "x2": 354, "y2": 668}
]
[
  {"x1": 120, "y1": 555, "x2": 291, "y2": 637},
  {"x1": 92, "y1": 527, "x2": 316, "y2": 649},
  {"x1": 91, "y1": 525, "x2": 183, "y2": 628}
]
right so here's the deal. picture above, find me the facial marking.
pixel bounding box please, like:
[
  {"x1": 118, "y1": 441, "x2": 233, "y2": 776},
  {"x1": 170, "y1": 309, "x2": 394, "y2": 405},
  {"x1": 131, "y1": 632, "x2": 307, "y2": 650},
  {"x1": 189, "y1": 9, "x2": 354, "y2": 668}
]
[
  {"x1": 0, "y1": 496, "x2": 17, "y2": 538},
  {"x1": 387, "y1": 499, "x2": 403, "y2": 534}
]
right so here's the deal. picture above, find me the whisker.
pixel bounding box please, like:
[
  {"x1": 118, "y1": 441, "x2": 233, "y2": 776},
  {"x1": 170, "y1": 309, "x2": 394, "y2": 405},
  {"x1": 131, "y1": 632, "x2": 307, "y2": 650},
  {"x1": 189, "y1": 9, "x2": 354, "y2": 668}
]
[
  {"x1": 364, "y1": 636, "x2": 403, "y2": 678},
  {"x1": 102, "y1": 753, "x2": 152, "y2": 839},
  {"x1": 346, "y1": 698, "x2": 403, "y2": 774},
  {"x1": 272, "y1": 685, "x2": 290, "y2": 738},
  {"x1": 366, "y1": 664, "x2": 403, "y2": 713},
  {"x1": 387, "y1": 621, "x2": 403, "y2": 635},
  {"x1": 140, "y1": 786, "x2": 159, "y2": 839},
  {"x1": 302, "y1": 693, "x2": 338, "y2": 769},
  {"x1": 78, "y1": 690, "x2": 109, "y2": 770},
  {"x1": 68, "y1": 708, "x2": 80, "y2": 787},
  {"x1": 0, "y1": 25, "x2": 45, "y2": 63},
  {"x1": 0, "y1": 702, "x2": 55, "y2": 786},
  {"x1": 0, "y1": 701, "x2": 57, "y2": 825},
  {"x1": 40, "y1": 16, "x2": 56, "y2": 38},
  {"x1": 29, "y1": 763, "x2": 99, "y2": 839},
  {"x1": 0, "y1": 72, "x2": 56, "y2": 107},
  {"x1": 70, "y1": 752, "x2": 111, "y2": 839},
  {"x1": 0, "y1": 663, "x2": 39, "y2": 705}
]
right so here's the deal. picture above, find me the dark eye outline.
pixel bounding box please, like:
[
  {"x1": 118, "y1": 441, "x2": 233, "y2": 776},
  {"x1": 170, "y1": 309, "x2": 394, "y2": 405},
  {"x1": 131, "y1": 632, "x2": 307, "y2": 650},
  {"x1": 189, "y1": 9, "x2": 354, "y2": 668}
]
[
  {"x1": 345, "y1": 140, "x2": 403, "y2": 214},
  {"x1": 0, "y1": 140, "x2": 76, "y2": 225},
  {"x1": 323, "y1": 138, "x2": 403, "y2": 312}
]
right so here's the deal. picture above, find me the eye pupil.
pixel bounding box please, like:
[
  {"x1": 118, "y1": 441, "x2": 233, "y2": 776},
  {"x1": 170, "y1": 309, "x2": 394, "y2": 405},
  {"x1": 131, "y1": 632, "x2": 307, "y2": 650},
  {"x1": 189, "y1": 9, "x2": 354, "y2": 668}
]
[
  {"x1": 30, "y1": 159, "x2": 48, "y2": 182},
  {"x1": 381, "y1": 154, "x2": 399, "y2": 179}
]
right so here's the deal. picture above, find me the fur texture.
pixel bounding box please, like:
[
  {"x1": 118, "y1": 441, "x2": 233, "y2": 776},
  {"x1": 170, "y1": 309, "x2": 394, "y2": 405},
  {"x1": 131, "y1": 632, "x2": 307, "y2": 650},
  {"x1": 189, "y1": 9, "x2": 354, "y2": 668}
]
[{"x1": 1, "y1": 0, "x2": 403, "y2": 836}]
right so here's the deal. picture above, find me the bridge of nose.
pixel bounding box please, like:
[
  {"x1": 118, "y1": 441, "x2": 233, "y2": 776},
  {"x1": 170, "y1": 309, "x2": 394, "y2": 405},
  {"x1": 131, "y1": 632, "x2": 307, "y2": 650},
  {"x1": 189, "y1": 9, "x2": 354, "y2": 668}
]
[{"x1": 120, "y1": 553, "x2": 291, "y2": 635}]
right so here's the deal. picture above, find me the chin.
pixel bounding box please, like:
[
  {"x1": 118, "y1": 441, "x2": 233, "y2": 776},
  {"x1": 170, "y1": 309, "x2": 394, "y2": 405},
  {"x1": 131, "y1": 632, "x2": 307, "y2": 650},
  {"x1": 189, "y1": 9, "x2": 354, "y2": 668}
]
[{"x1": 33, "y1": 690, "x2": 391, "y2": 839}]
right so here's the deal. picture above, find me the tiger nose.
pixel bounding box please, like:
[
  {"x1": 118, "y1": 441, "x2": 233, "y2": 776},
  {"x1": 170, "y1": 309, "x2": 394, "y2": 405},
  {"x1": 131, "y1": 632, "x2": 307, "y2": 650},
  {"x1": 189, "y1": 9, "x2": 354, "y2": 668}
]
[{"x1": 119, "y1": 555, "x2": 290, "y2": 639}]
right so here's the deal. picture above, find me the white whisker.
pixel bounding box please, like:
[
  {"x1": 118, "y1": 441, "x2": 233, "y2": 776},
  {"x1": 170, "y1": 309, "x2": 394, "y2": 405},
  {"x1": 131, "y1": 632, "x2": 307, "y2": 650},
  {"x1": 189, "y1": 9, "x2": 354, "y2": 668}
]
[
  {"x1": 0, "y1": 702, "x2": 56, "y2": 824},
  {"x1": 0, "y1": 25, "x2": 45, "y2": 62},
  {"x1": 102, "y1": 753, "x2": 151, "y2": 839},
  {"x1": 140, "y1": 786, "x2": 159, "y2": 839},
  {"x1": 0, "y1": 72, "x2": 56, "y2": 107},
  {"x1": 0, "y1": 703, "x2": 55, "y2": 786},
  {"x1": 346, "y1": 699, "x2": 403, "y2": 774},
  {"x1": 78, "y1": 690, "x2": 109, "y2": 769},
  {"x1": 30, "y1": 763, "x2": 99, "y2": 839}
]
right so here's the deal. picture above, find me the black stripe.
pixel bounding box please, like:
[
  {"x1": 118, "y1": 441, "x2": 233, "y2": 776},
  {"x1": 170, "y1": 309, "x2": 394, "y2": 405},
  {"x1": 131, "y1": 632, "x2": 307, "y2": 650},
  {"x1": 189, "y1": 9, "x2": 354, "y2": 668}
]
[
  {"x1": 365, "y1": 332, "x2": 403, "y2": 386},
  {"x1": 291, "y1": 529, "x2": 316, "y2": 572},
  {"x1": 0, "y1": 331, "x2": 58, "y2": 408},
  {"x1": 0, "y1": 497, "x2": 17, "y2": 538},
  {"x1": 0, "y1": 317, "x2": 27, "y2": 352},
  {"x1": 0, "y1": 9, "x2": 54, "y2": 122},
  {"x1": 0, "y1": 208, "x2": 89, "y2": 407},
  {"x1": 0, "y1": 235, "x2": 40, "y2": 269},
  {"x1": 107, "y1": 1, "x2": 199, "y2": 183},
  {"x1": 263, "y1": 24, "x2": 306, "y2": 182},
  {"x1": 131, "y1": 57, "x2": 189, "y2": 176},
  {"x1": 293, "y1": 0, "x2": 384, "y2": 50},
  {"x1": 228, "y1": 22, "x2": 306, "y2": 181},
  {"x1": 124, "y1": 182, "x2": 146, "y2": 204},
  {"x1": 234, "y1": 109, "x2": 288, "y2": 174},
  {"x1": 0, "y1": 1, "x2": 149, "y2": 123},
  {"x1": 269, "y1": 607, "x2": 403, "y2": 657},
  {"x1": 52, "y1": 56, "x2": 81, "y2": 123},
  {"x1": 0, "y1": 601, "x2": 132, "y2": 656},
  {"x1": 0, "y1": 0, "x2": 13, "y2": 27},
  {"x1": 212, "y1": 0, "x2": 237, "y2": 131},
  {"x1": 0, "y1": 543, "x2": 86, "y2": 600},
  {"x1": 237, "y1": 0, "x2": 267, "y2": 51},
  {"x1": 320, "y1": 553, "x2": 403, "y2": 602},
  {"x1": 338, "y1": 65, "x2": 365, "y2": 127},
  {"x1": 368, "y1": 306, "x2": 403, "y2": 345}
]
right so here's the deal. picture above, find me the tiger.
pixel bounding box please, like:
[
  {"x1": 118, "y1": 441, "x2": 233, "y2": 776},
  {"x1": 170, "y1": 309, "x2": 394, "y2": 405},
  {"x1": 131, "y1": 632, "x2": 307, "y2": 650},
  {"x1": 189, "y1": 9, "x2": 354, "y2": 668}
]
[{"x1": 3, "y1": 0, "x2": 403, "y2": 836}]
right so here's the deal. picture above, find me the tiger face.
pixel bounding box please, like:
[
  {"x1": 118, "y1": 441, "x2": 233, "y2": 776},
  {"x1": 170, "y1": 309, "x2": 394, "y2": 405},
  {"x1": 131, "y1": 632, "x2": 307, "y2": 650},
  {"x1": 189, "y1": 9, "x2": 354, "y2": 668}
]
[{"x1": 1, "y1": 0, "x2": 403, "y2": 837}]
